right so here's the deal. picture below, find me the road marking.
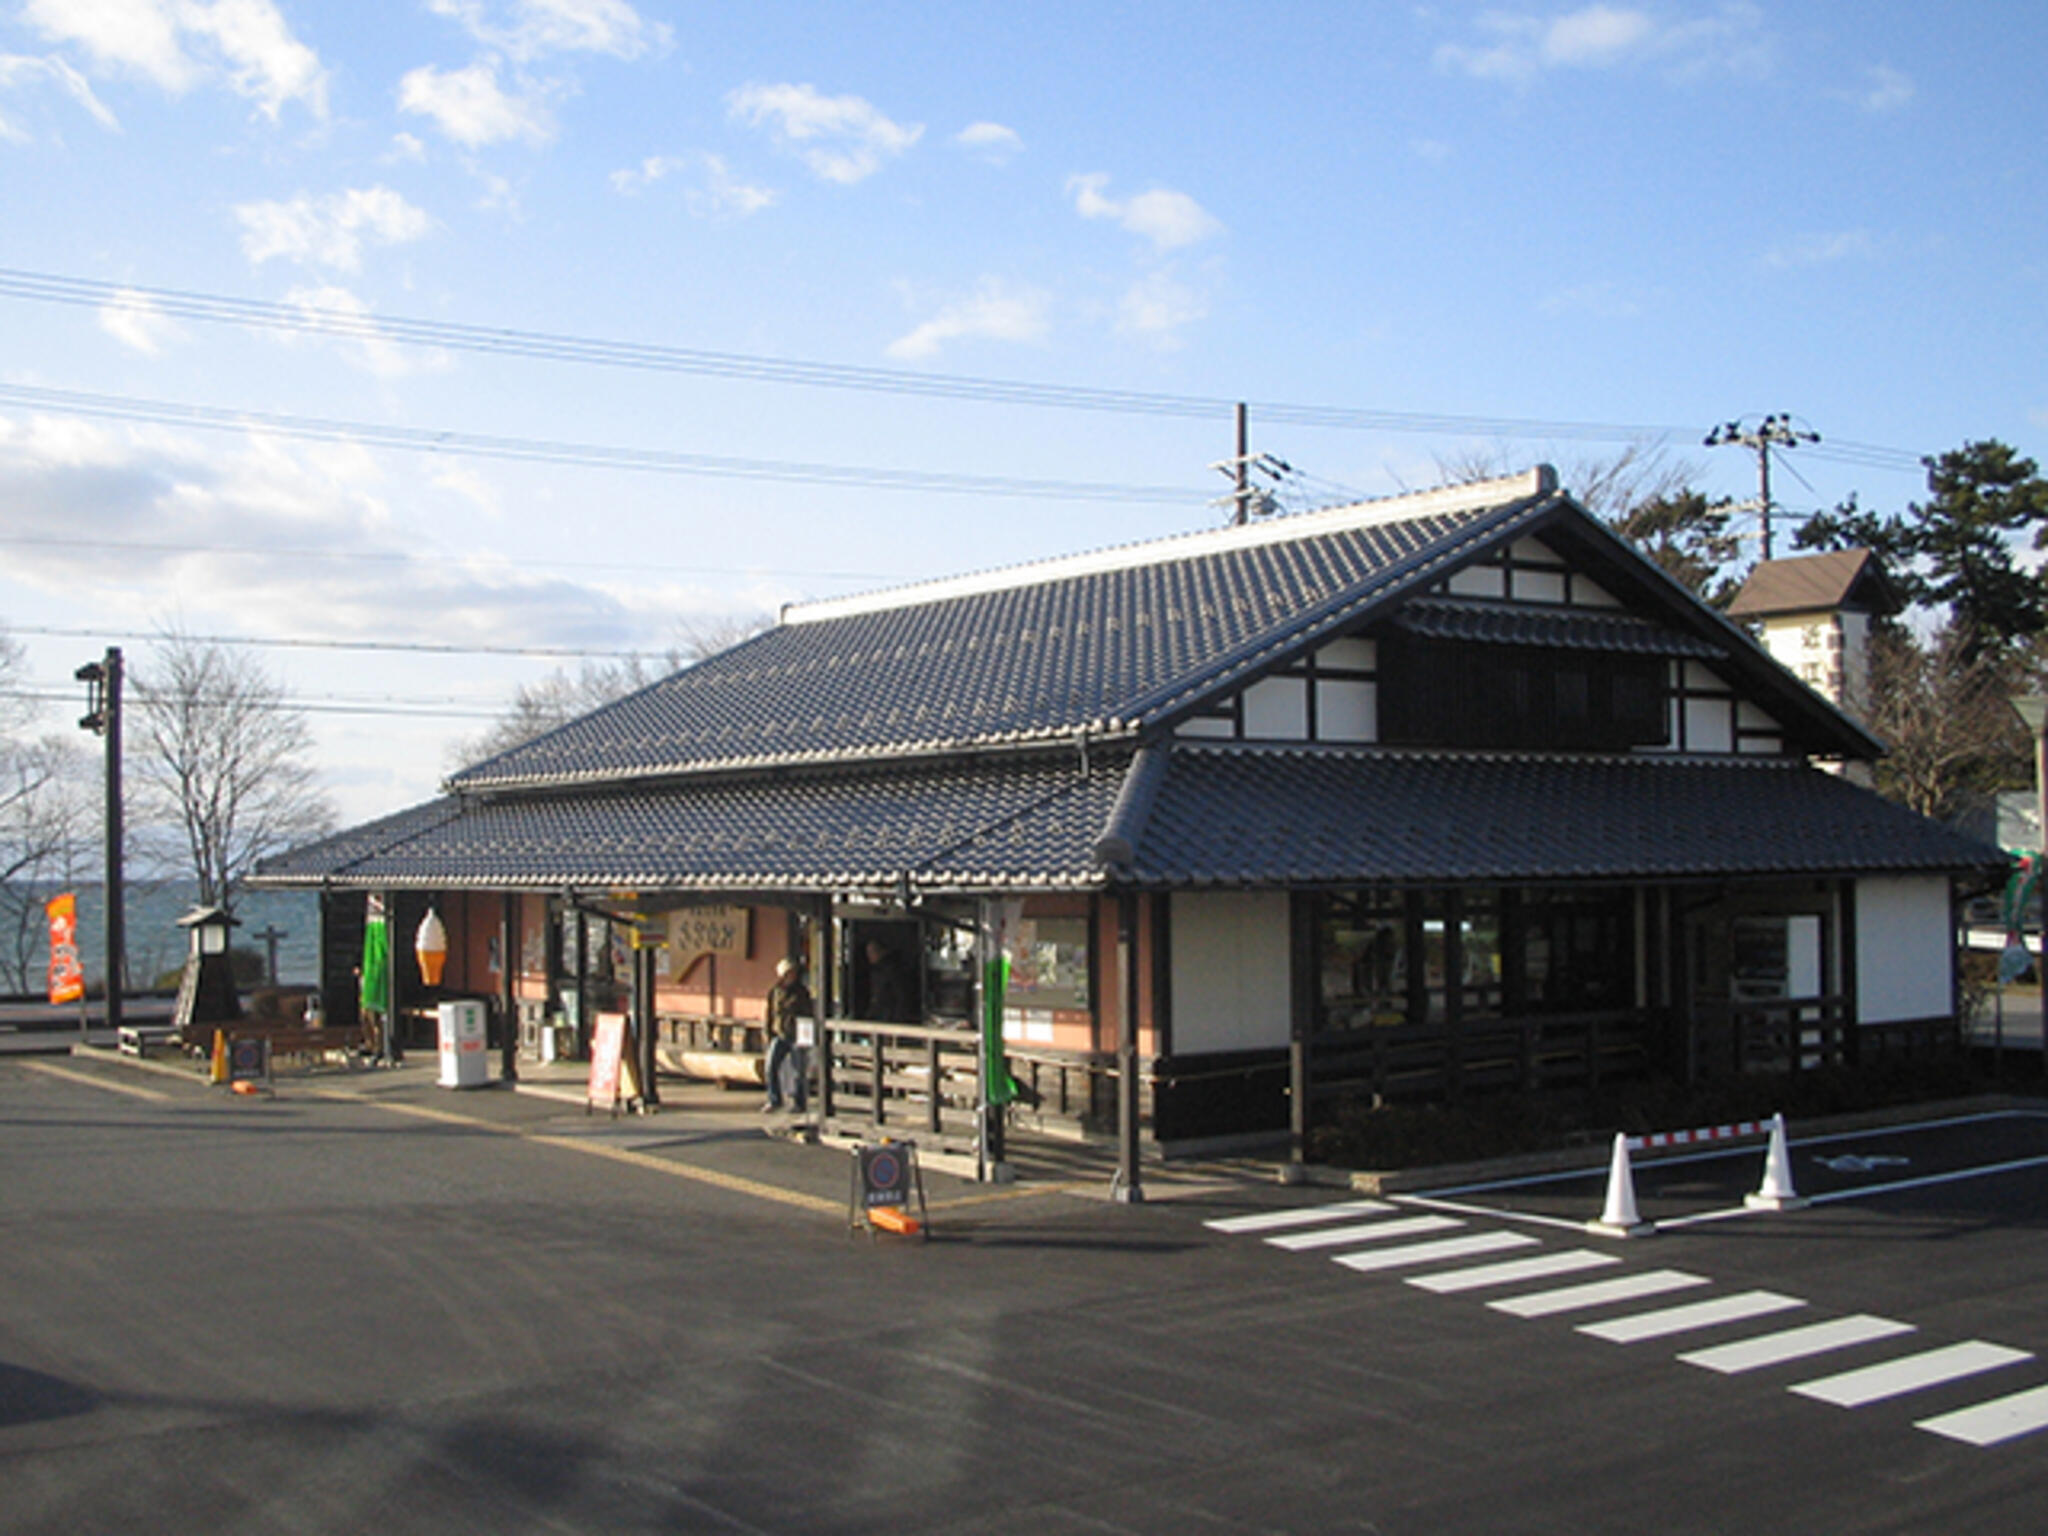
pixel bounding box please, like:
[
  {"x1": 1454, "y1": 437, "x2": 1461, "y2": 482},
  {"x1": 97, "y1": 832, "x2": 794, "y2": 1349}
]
[
  {"x1": 1408, "y1": 1248, "x2": 1620, "y2": 1294},
  {"x1": 526, "y1": 1133, "x2": 843, "y2": 1215},
  {"x1": 1490, "y1": 1269, "x2": 1709, "y2": 1319},
  {"x1": 1679, "y1": 1315, "x2": 1917, "y2": 1375},
  {"x1": 19, "y1": 1059, "x2": 169, "y2": 1102},
  {"x1": 1917, "y1": 1382, "x2": 2048, "y2": 1447},
  {"x1": 1579, "y1": 1290, "x2": 1806, "y2": 1344},
  {"x1": 1205, "y1": 1199, "x2": 1394, "y2": 1234},
  {"x1": 1332, "y1": 1230, "x2": 1535, "y2": 1273},
  {"x1": 1791, "y1": 1342, "x2": 2033, "y2": 1407},
  {"x1": 1268, "y1": 1214, "x2": 1462, "y2": 1251},
  {"x1": 1392, "y1": 1192, "x2": 1607, "y2": 1236}
]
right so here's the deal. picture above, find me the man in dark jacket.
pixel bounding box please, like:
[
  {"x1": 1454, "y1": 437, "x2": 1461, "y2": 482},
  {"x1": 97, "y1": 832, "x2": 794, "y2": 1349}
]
[{"x1": 762, "y1": 957, "x2": 813, "y2": 1112}]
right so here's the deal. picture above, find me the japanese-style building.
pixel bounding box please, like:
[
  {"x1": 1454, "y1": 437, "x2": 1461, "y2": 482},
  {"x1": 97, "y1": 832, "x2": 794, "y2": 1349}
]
[{"x1": 254, "y1": 467, "x2": 2000, "y2": 1172}]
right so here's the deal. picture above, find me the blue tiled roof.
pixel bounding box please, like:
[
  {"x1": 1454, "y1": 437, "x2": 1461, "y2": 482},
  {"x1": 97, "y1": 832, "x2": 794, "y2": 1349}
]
[
  {"x1": 1118, "y1": 746, "x2": 2003, "y2": 887},
  {"x1": 449, "y1": 478, "x2": 1553, "y2": 791},
  {"x1": 257, "y1": 754, "x2": 1120, "y2": 892},
  {"x1": 257, "y1": 741, "x2": 2000, "y2": 896}
]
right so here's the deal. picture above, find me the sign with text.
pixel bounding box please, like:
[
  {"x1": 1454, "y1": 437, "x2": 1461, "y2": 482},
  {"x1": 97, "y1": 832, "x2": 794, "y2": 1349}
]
[
  {"x1": 46, "y1": 892, "x2": 84, "y2": 1006},
  {"x1": 587, "y1": 1011, "x2": 629, "y2": 1112},
  {"x1": 668, "y1": 906, "x2": 750, "y2": 974}
]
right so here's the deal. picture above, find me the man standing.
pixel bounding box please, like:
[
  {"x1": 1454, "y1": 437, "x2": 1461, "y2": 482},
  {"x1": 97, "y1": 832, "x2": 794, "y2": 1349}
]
[{"x1": 762, "y1": 957, "x2": 813, "y2": 1113}]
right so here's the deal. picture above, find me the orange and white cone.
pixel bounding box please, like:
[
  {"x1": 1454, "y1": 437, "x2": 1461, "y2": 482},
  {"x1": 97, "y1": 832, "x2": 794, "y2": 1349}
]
[
  {"x1": 1589, "y1": 1131, "x2": 1654, "y2": 1237},
  {"x1": 1745, "y1": 1112, "x2": 1808, "y2": 1211}
]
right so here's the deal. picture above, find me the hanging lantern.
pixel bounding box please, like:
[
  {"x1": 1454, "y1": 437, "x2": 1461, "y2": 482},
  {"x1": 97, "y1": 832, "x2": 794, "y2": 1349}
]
[{"x1": 416, "y1": 906, "x2": 449, "y2": 988}]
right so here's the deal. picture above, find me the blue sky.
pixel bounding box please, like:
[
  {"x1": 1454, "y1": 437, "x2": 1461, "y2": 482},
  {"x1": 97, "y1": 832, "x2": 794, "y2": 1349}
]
[{"x1": 2, "y1": 1, "x2": 2044, "y2": 825}]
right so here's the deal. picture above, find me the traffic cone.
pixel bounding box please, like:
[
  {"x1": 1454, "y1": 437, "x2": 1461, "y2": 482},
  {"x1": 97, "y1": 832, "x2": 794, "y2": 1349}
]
[
  {"x1": 209, "y1": 1029, "x2": 228, "y2": 1085},
  {"x1": 1745, "y1": 1112, "x2": 1808, "y2": 1211},
  {"x1": 1588, "y1": 1131, "x2": 1654, "y2": 1237}
]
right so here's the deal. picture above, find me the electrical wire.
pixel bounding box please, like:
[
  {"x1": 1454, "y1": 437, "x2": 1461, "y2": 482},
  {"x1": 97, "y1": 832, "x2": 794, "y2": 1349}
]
[
  {"x1": 0, "y1": 265, "x2": 1938, "y2": 464},
  {"x1": 0, "y1": 382, "x2": 1202, "y2": 505}
]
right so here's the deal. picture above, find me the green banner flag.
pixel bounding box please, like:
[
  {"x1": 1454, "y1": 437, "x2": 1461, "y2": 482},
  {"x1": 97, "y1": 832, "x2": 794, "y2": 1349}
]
[
  {"x1": 360, "y1": 894, "x2": 390, "y2": 1017},
  {"x1": 982, "y1": 955, "x2": 1019, "y2": 1108}
]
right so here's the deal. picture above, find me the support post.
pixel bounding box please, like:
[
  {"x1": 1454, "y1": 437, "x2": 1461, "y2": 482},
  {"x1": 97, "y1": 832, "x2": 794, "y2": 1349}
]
[
  {"x1": 1114, "y1": 891, "x2": 1144, "y2": 1203},
  {"x1": 499, "y1": 892, "x2": 519, "y2": 1083}
]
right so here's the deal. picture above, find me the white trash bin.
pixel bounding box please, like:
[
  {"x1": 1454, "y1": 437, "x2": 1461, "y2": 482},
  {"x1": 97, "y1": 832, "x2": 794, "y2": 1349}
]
[{"x1": 437, "y1": 999, "x2": 489, "y2": 1089}]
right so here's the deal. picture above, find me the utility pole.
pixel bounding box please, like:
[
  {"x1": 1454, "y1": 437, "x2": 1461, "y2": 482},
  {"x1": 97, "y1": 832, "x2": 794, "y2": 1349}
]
[
  {"x1": 76, "y1": 647, "x2": 124, "y2": 1040},
  {"x1": 1210, "y1": 402, "x2": 1295, "y2": 525},
  {"x1": 1704, "y1": 413, "x2": 1819, "y2": 561},
  {"x1": 1233, "y1": 401, "x2": 1250, "y2": 526}
]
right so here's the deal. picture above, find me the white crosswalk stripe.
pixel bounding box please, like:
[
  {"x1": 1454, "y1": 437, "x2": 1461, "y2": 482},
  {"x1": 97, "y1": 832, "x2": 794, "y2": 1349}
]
[
  {"x1": 1490, "y1": 1269, "x2": 1709, "y2": 1319},
  {"x1": 1206, "y1": 1194, "x2": 2048, "y2": 1450},
  {"x1": 1578, "y1": 1290, "x2": 1805, "y2": 1344},
  {"x1": 1267, "y1": 1214, "x2": 1462, "y2": 1251},
  {"x1": 1332, "y1": 1229, "x2": 1536, "y2": 1273},
  {"x1": 1204, "y1": 1199, "x2": 1395, "y2": 1234},
  {"x1": 1408, "y1": 1248, "x2": 1619, "y2": 1294},
  {"x1": 1792, "y1": 1342, "x2": 2034, "y2": 1408},
  {"x1": 1917, "y1": 1382, "x2": 2048, "y2": 1447},
  {"x1": 1679, "y1": 1315, "x2": 1916, "y2": 1375}
]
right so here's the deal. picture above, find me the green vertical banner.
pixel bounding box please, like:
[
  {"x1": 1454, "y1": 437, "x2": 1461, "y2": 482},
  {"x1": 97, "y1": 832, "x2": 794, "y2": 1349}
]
[
  {"x1": 982, "y1": 954, "x2": 1019, "y2": 1107},
  {"x1": 360, "y1": 893, "x2": 391, "y2": 1017}
]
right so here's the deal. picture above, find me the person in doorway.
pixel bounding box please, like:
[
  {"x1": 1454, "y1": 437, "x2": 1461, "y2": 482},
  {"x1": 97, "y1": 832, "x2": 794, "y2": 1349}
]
[
  {"x1": 762, "y1": 957, "x2": 813, "y2": 1113},
  {"x1": 862, "y1": 938, "x2": 915, "y2": 1024}
]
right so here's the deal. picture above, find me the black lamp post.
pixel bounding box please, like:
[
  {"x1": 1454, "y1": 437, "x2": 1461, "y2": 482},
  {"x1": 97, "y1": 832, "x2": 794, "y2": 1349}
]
[{"x1": 77, "y1": 648, "x2": 124, "y2": 1040}]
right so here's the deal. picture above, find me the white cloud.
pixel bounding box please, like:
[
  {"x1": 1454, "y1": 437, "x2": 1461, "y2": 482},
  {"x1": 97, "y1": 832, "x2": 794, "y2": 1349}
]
[
  {"x1": 1067, "y1": 173, "x2": 1223, "y2": 251},
  {"x1": 726, "y1": 82, "x2": 922, "y2": 184},
  {"x1": 1856, "y1": 63, "x2": 1914, "y2": 113},
  {"x1": 0, "y1": 53, "x2": 121, "y2": 139},
  {"x1": 98, "y1": 290, "x2": 184, "y2": 354},
  {"x1": 235, "y1": 186, "x2": 433, "y2": 271},
  {"x1": 1116, "y1": 270, "x2": 1207, "y2": 346},
  {"x1": 276, "y1": 285, "x2": 451, "y2": 377},
  {"x1": 956, "y1": 120, "x2": 1022, "y2": 162},
  {"x1": 385, "y1": 131, "x2": 429, "y2": 163},
  {"x1": 427, "y1": 0, "x2": 672, "y2": 62},
  {"x1": 1436, "y1": 3, "x2": 1770, "y2": 86},
  {"x1": 1762, "y1": 229, "x2": 1878, "y2": 270},
  {"x1": 886, "y1": 278, "x2": 1051, "y2": 360},
  {"x1": 0, "y1": 409, "x2": 628, "y2": 653},
  {"x1": 22, "y1": 0, "x2": 328, "y2": 120},
  {"x1": 609, "y1": 152, "x2": 777, "y2": 217},
  {"x1": 398, "y1": 59, "x2": 555, "y2": 147}
]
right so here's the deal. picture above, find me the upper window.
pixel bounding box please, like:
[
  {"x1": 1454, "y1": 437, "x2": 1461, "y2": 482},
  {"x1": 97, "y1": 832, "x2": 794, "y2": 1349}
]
[{"x1": 1377, "y1": 634, "x2": 1669, "y2": 751}]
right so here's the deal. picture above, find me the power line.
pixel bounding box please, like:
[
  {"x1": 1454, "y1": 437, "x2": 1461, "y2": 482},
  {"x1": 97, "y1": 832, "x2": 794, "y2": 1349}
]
[
  {"x1": 0, "y1": 382, "x2": 1203, "y2": 505},
  {"x1": 0, "y1": 265, "x2": 1938, "y2": 465},
  {"x1": 3, "y1": 623, "x2": 673, "y2": 661},
  {"x1": 0, "y1": 535, "x2": 896, "y2": 586},
  {"x1": 0, "y1": 686, "x2": 503, "y2": 720}
]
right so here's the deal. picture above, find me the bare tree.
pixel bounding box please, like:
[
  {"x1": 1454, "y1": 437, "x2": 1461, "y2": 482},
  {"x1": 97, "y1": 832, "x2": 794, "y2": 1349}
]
[
  {"x1": 450, "y1": 613, "x2": 773, "y2": 771},
  {"x1": 0, "y1": 627, "x2": 98, "y2": 990},
  {"x1": 1862, "y1": 622, "x2": 2026, "y2": 823},
  {"x1": 1436, "y1": 439, "x2": 1699, "y2": 523},
  {"x1": 130, "y1": 633, "x2": 336, "y2": 912}
]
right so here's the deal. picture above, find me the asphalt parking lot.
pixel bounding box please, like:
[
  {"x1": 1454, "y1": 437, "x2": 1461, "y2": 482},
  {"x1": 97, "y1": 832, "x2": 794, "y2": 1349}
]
[{"x1": 6, "y1": 1050, "x2": 2048, "y2": 1535}]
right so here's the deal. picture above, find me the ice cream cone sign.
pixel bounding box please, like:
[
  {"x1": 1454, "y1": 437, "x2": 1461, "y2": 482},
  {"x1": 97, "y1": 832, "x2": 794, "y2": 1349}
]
[{"x1": 416, "y1": 907, "x2": 448, "y2": 988}]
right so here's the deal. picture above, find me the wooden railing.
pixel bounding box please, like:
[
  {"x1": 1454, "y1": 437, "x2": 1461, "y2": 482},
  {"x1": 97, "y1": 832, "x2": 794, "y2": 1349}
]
[
  {"x1": 820, "y1": 1019, "x2": 985, "y2": 1154},
  {"x1": 1302, "y1": 1009, "x2": 1649, "y2": 1106},
  {"x1": 1689, "y1": 996, "x2": 1851, "y2": 1078}
]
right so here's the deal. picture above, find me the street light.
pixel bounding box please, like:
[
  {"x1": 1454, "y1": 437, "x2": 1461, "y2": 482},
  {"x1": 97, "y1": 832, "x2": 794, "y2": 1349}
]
[{"x1": 77, "y1": 648, "x2": 125, "y2": 1041}]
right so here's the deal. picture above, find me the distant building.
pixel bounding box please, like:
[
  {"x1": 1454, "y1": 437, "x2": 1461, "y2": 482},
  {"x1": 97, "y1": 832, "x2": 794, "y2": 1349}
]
[
  {"x1": 257, "y1": 470, "x2": 1997, "y2": 1168},
  {"x1": 1727, "y1": 548, "x2": 1904, "y2": 722}
]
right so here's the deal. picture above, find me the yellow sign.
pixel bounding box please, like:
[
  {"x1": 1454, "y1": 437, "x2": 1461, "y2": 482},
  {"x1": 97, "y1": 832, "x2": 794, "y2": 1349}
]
[
  {"x1": 668, "y1": 906, "x2": 750, "y2": 972},
  {"x1": 46, "y1": 892, "x2": 84, "y2": 1006}
]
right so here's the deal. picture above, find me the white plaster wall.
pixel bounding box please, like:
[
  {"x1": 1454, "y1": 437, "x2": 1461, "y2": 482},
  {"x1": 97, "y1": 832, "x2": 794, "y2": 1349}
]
[
  {"x1": 1169, "y1": 891, "x2": 1292, "y2": 1054},
  {"x1": 1856, "y1": 876, "x2": 1954, "y2": 1024}
]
